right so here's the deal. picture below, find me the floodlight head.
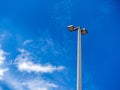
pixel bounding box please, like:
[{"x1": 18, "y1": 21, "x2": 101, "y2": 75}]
[
  {"x1": 67, "y1": 25, "x2": 88, "y2": 34},
  {"x1": 81, "y1": 28, "x2": 88, "y2": 34},
  {"x1": 67, "y1": 25, "x2": 78, "y2": 31}
]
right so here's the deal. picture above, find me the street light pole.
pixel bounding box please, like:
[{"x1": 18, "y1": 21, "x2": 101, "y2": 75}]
[
  {"x1": 67, "y1": 25, "x2": 87, "y2": 90},
  {"x1": 77, "y1": 27, "x2": 82, "y2": 90}
]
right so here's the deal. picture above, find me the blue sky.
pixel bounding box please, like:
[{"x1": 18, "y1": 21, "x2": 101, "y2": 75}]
[{"x1": 0, "y1": 0, "x2": 120, "y2": 90}]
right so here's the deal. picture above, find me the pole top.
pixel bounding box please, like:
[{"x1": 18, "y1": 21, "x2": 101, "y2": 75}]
[{"x1": 67, "y1": 25, "x2": 88, "y2": 34}]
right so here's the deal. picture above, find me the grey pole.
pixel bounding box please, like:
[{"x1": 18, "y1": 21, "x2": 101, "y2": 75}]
[
  {"x1": 67, "y1": 25, "x2": 87, "y2": 90},
  {"x1": 77, "y1": 27, "x2": 82, "y2": 90}
]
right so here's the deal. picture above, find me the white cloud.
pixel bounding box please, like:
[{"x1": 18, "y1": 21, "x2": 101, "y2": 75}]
[
  {"x1": 15, "y1": 49, "x2": 64, "y2": 73},
  {"x1": 0, "y1": 68, "x2": 8, "y2": 80},
  {"x1": 22, "y1": 79, "x2": 57, "y2": 90},
  {"x1": 0, "y1": 48, "x2": 9, "y2": 80},
  {"x1": 23, "y1": 40, "x2": 33, "y2": 45},
  {"x1": 4, "y1": 72, "x2": 58, "y2": 90},
  {"x1": 4, "y1": 72, "x2": 25, "y2": 90},
  {"x1": 0, "y1": 32, "x2": 66, "y2": 90},
  {"x1": 12, "y1": 39, "x2": 65, "y2": 90},
  {"x1": 0, "y1": 49, "x2": 6, "y2": 65},
  {"x1": 17, "y1": 61, "x2": 64, "y2": 73}
]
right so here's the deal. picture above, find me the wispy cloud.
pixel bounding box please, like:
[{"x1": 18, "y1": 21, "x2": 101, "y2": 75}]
[
  {"x1": 15, "y1": 49, "x2": 64, "y2": 73},
  {"x1": 17, "y1": 61, "x2": 64, "y2": 73},
  {"x1": 23, "y1": 40, "x2": 33, "y2": 46},
  {"x1": 4, "y1": 71, "x2": 58, "y2": 90},
  {"x1": 0, "y1": 36, "x2": 65, "y2": 90},
  {"x1": 22, "y1": 79, "x2": 57, "y2": 90},
  {"x1": 0, "y1": 29, "x2": 66, "y2": 89},
  {"x1": 4, "y1": 72, "x2": 24, "y2": 90},
  {"x1": 0, "y1": 48, "x2": 9, "y2": 80},
  {"x1": 0, "y1": 68, "x2": 8, "y2": 80},
  {"x1": 0, "y1": 49, "x2": 7, "y2": 65},
  {"x1": 12, "y1": 47, "x2": 65, "y2": 90}
]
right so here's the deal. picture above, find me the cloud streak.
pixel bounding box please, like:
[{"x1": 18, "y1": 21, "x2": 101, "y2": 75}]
[
  {"x1": 23, "y1": 40, "x2": 33, "y2": 46},
  {"x1": 0, "y1": 68, "x2": 8, "y2": 80},
  {"x1": 0, "y1": 48, "x2": 9, "y2": 80},
  {"x1": 0, "y1": 49, "x2": 6, "y2": 65},
  {"x1": 15, "y1": 49, "x2": 64, "y2": 73},
  {"x1": 22, "y1": 79, "x2": 57, "y2": 90},
  {"x1": 17, "y1": 61, "x2": 64, "y2": 73}
]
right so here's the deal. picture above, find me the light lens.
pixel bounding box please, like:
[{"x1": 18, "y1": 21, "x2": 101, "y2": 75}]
[
  {"x1": 67, "y1": 25, "x2": 75, "y2": 31},
  {"x1": 81, "y1": 28, "x2": 88, "y2": 34}
]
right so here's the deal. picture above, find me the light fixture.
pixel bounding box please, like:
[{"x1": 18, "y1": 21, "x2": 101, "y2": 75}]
[
  {"x1": 67, "y1": 25, "x2": 88, "y2": 34},
  {"x1": 81, "y1": 28, "x2": 88, "y2": 34}
]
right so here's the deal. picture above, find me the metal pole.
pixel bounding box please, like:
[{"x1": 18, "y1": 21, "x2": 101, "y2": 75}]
[{"x1": 77, "y1": 27, "x2": 82, "y2": 90}]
